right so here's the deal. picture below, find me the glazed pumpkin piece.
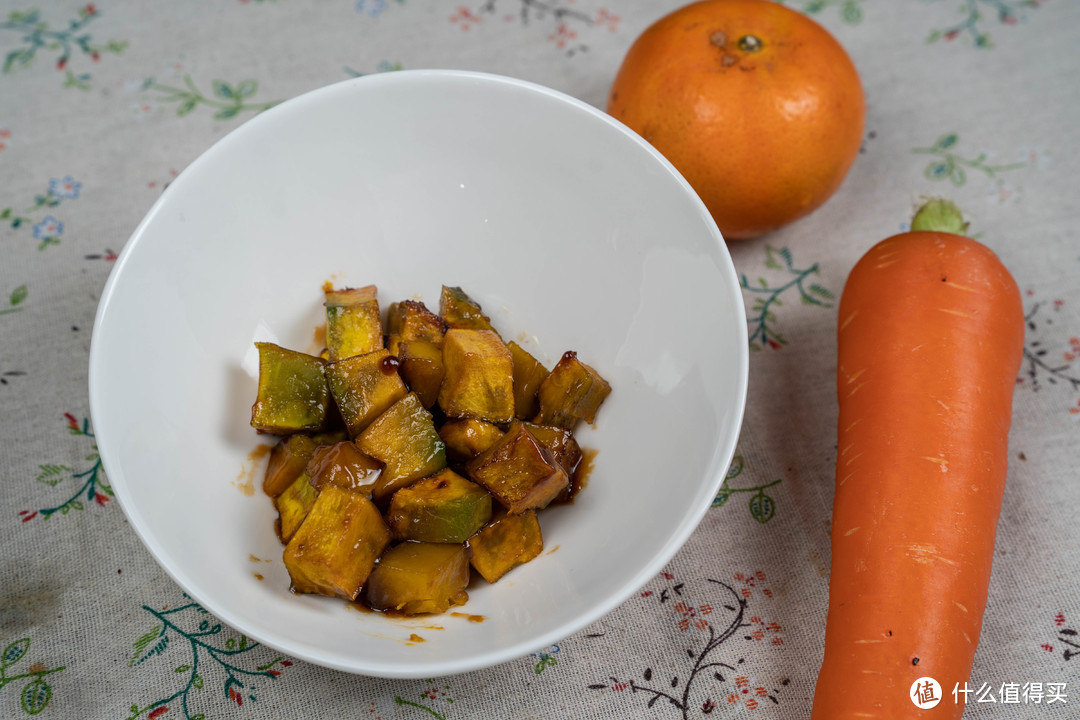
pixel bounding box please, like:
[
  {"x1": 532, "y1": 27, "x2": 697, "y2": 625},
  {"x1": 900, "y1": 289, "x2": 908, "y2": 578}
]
[
  {"x1": 359, "y1": 393, "x2": 447, "y2": 504},
  {"x1": 438, "y1": 328, "x2": 515, "y2": 423},
  {"x1": 387, "y1": 299, "x2": 446, "y2": 346},
  {"x1": 325, "y1": 349, "x2": 408, "y2": 438},
  {"x1": 283, "y1": 486, "x2": 390, "y2": 601},
  {"x1": 250, "y1": 342, "x2": 329, "y2": 434},
  {"x1": 275, "y1": 472, "x2": 318, "y2": 543},
  {"x1": 397, "y1": 340, "x2": 445, "y2": 409},
  {"x1": 365, "y1": 542, "x2": 470, "y2": 615},
  {"x1": 507, "y1": 341, "x2": 549, "y2": 421},
  {"x1": 522, "y1": 422, "x2": 583, "y2": 502},
  {"x1": 305, "y1": 441, "x2": 382, "y2": 494},
  {"x1": 264, "y1": 435, "x2": 318, "y2": 497},
  {"x1": 438, "y1": 418, "x2": 504, "y2": 462},
  {"x1": 324, "y1": 285, "x2": 383, "y2": 362},
  {"x1": 533, "y1": 351, "x2": 611, "y2": 429},
  {"x1": 466, "y1": 421, "x2": 569, "y2": 514},
  {"x1": 468, "y1": 508, "x2": 543, "y2": 583},
  {"x1": 387, "y1": 468, "x2": 493, "y2": 543},
  {"x1": 439, "y1": 285, "x2": 498, "y2": 334}
]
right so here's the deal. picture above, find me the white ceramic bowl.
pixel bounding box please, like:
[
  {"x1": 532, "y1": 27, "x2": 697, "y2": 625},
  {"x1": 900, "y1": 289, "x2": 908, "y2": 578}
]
[{"x1": 89, "y1": 70, "x2": 748, "y2": 678}]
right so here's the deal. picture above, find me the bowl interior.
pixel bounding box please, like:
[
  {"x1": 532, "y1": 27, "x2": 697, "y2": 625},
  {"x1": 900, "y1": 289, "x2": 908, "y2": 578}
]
[{"x1": 89, "y1": 70, "x2": 747, "y2": 677}]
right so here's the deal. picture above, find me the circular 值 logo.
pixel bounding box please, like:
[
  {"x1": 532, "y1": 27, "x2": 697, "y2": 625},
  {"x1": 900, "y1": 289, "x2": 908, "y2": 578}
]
[{"x1": 910, "y1": 676, "x2": 943, "y2": 709}]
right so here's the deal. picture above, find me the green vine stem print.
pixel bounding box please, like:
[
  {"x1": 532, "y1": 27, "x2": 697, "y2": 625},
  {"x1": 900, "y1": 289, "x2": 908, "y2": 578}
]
[
  {"x1": 344, "y1": 60, "x2": 403, "y2": 77},
  {"x1": 925, "y1": 0, "x2": 1044, "y2": 48},
  {"x1": 530, "y1": 644, "x2": 560, "y2": 673},
  {"x1": 2, "y1": 176, "x2": 81, "y2": 250},
  {"x1": 18, "y1": 414, "x2": 112, "y2": 523},
  {"x1": 394, "y1": 683, "x2": 455, "y2": 719},
  {"x1": 741, "y1": 245, "x2": 834, "y2": 351},
  {"x1": 1, "y1": 6, "x2": 127, "y2": 86},
  {"x1": 912, "y1": 133, "x2": 1025, "y2": 187},
  {"x1": 124, "y1": 599, "x2": 290, "y2": 720},
  {"x1": 0, "y1": 638, "x2": 65, "y2": 715},
  {"x1": 1, "y1": 285, "x2": 27, "y2": 316},
  {"x1": 777, "y1": 0, "x2": 865, "y2": 24},
  {"x1": 712, "y1": 456, "x2": 782, "y2": 524},
  {"x1": 142, "y1": 76, "x2": 280, "y2": 119}
]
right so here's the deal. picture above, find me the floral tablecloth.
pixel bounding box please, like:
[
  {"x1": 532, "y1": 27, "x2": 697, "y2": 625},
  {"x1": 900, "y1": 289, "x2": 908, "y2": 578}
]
[{"x1": 1, "y1": 1, "x2": 1077, "y2": 718}]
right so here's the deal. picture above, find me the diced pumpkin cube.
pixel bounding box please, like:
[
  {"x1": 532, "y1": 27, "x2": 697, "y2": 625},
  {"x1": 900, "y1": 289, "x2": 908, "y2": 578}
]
[
  {"x1": 251, "y1": 342, "x2": 329, "y2": 434},
  {"x1": 438, "y1": 329, "x2": 514, "y2": 423},
  {"x1": 324, "y1": 285, "x2": 383, "y2": 361},
  {"x1": 264, "y1": 435, "x2": 318, "y2": 497},
  {"x1": 306, "y1": 441, "x2": 382, "y2": 494},
  {"x1": 533, "y1": 351, "x2": 611, "y2": 429},
  {"x1": 438, "y1": 418, "x2": 505, "y2": 462},
  {"x1": 439, "y1": 285, "x2": 497, "y2": 334},
  {"x1": 358, "y1": 393, "x2": 447, "y2": 504},
  {"x1": 468, "y1": 509, "x2": 543, "y2": 583},
  {"x1": 283, "y1": 486, "x2": 390, "y2": 600},
  {"x1": 522, "y1": 422, "x2": 583, "y2": 502},
  {"x1": 508, "y1": 341, "x2": 549, "y2": 421},
  {"x1": 387, "y1": 300, "x2": 446, "y2": 345},
  {"x1": 275, "y1": 472, "x2": 318, "y2": 543},
  {"x1": 325, "y1": 349, "x2": 408, "y2": 438},
  {"x1": 387, "y1": 469, "x2": 493, "y2": 543},
  {"x1": 365, "y1": 542, "x2": 470, "y2": 615},
  {"x1": 465, "y1": 421, "x2": 568, "y2": 514},
  {"x1": 398, "y1": 340, "x2": 445, "y2": 409}
]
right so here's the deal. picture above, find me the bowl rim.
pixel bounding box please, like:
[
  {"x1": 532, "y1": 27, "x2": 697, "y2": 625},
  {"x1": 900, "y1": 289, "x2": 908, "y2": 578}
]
[{"x1": 88, "y1": 68, "x2": 749, "y2": 677}]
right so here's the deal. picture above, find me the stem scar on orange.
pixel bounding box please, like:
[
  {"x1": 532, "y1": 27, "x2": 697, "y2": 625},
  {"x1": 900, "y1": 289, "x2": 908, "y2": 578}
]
[{"x1": 607, "y1": 0, "x2": 865, "y2": 240}]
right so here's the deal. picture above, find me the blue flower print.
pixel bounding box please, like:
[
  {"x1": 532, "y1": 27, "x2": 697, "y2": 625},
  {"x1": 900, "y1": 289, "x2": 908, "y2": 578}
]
[
  {"x1": 356, "y1": 0, "x2": 387, "y2": 16},
  {"x1": 32, "y1": 216, "x2": 63, "y2": 239},
  {"x1": 49, "y1": 176, "x2": 82, "y2": 199}
]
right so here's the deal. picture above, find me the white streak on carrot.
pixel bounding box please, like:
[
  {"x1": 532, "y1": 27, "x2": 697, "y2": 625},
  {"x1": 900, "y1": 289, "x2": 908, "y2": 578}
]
[
  {"x1": 845, "y1": 453, "x2": 864, "y2": 467},
  {"x1": 846, "y1": 368, "x2": 866, "y2": 384},
  {"x1": 847, "y1": 382, "x2": 867, "y2": 398},
  {"x1": 845, "y1": 418, "x2": 862, "y2": 432},
  {"x1": 907, "y1": 543, "x2": 958, "y2": 567},
  {"x1": 840, "y1": 310, "x2": 858, "y2": 331},
  {"x1": 922, "y1": 456, "x2": 949, "y2": 472},
  {"x1": 953, "y1": 601, "x2": 968, "y2": 613},
  {"x1": 841, "y1": 443, "x2": 856, "y2": 456},
  {"x1": 938, "y1": 308, "x2": 972, "y2": 318},
  {"x1": 845, "y1": 527, "x2": 861, "y2": 537},
  {"x1": 944, "y1": 281, "x2": 977, "y2": 293}
]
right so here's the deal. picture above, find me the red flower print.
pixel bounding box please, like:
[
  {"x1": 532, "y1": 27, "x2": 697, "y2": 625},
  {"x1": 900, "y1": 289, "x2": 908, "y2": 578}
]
[
  {"x1": 595, "y1": 8, "x2": 619, "y2": 32},
  {"x1": 548, "y1": 23, "x2": 578, "y2": 49},
  {"x1": 450, "y1": 7, "x2": 481, "y2": 30},
  {"x1": 148, "y1": 707, "x2": 169, "y2": 720}
]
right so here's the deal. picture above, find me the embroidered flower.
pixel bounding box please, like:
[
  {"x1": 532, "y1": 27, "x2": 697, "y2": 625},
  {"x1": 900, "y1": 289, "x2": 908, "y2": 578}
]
[
  {"x1": 49, "y1": 176, "x2": 81, "y2": 199},
  {"x1": 32, "y1": 216, "x2": 63, "y2": 239}
]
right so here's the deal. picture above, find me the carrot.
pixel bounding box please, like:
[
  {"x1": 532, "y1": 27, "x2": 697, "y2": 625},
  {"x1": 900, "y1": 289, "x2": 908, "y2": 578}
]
[{"x1": 812, "y1": 204, "x2": 1024, "y2": 719}]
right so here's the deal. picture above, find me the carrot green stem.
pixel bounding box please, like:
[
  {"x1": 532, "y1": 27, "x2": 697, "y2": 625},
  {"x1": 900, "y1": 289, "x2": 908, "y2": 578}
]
[{"x1": 911, "y1": 198, "x2": 969, "y2": 236}]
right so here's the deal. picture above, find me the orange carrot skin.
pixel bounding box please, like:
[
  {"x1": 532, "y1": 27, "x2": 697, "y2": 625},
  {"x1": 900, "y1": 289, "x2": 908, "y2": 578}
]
[{"x1": 812, "y1": 231, "x2": 1024, "y2": 719}]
